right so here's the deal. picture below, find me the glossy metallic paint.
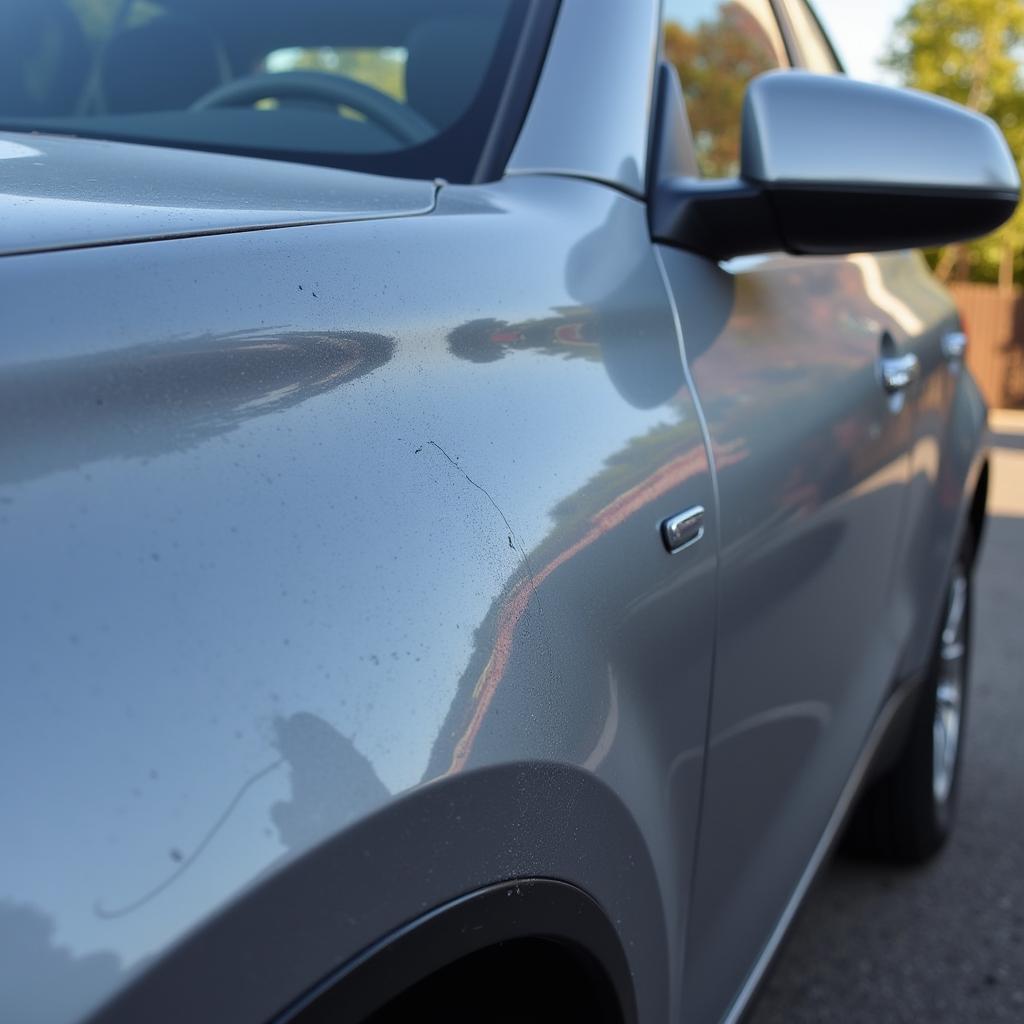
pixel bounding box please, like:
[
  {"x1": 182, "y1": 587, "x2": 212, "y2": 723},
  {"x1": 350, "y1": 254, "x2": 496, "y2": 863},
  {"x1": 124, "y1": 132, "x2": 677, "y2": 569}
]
[
  {"x1": 0, "y1": 132, "x2": 437, "y2": 256},
  {"x1": 505, "y1": 0, "x2": 660, "y2": 196},
  {"x1": 0, "y1": 1, "x2": 999, "y2": 1020},
  {"x1": 0, "y1": 177, "x2": 716, "y2": 1024},
  {"x1": 657, "y1": 245, "x2": 979, "y2": 1020},
  {"x1": 743, "y1": 72, "x2": 1020, "y2": 194}
]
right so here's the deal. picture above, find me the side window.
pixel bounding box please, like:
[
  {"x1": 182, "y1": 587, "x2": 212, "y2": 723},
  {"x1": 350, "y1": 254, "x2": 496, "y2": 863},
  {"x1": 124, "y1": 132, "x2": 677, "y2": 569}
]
[
  {"x1": 780, "y1": 0, "x2": 840, "y2": 74},
  {"x1": 662, "y1": 0, "x2": 789, "y2": 179}
]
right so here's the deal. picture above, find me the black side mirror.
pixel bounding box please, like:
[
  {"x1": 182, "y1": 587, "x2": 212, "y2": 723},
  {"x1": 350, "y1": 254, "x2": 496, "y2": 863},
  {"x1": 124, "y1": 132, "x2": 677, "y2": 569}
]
[{"x1": 651, "y1": 68, "x2": 1020, "y2": 260}]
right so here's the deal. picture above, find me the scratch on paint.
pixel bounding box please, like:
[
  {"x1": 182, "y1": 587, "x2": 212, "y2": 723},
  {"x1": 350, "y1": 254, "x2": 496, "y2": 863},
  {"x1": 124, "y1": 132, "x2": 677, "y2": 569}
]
[{"x1": 426, "y1": 440, "x2": 537, "y2": 584}]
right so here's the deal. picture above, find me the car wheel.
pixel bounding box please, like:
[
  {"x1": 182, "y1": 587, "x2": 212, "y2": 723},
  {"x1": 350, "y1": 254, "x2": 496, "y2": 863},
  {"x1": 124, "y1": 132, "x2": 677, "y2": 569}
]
[{"x1": 846, "y1": 543, "x2": 973, "y2": 863}]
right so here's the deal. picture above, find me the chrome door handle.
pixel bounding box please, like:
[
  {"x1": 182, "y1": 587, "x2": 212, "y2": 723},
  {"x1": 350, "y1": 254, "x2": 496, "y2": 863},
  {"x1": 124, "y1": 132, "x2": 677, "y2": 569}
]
[
  {"x1": 662, "y1": 505, "x2": 705, "y2": 554},
  {"x1": 941, "y1": 330, "x2": 968, "y2": 362},
  {"x1": 880, "y1": 352, "x2": 920, "y2": 394}
]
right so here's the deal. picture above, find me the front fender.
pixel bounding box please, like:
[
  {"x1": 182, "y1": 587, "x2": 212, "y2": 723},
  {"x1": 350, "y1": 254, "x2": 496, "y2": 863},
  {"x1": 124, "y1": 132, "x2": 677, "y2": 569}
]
[
  {"x1": 88, "y1": 763, "x2": 668, "y2": 1024},
  {"x1": 0, "y1": 176, "x2": 716, "y2": 1024}
]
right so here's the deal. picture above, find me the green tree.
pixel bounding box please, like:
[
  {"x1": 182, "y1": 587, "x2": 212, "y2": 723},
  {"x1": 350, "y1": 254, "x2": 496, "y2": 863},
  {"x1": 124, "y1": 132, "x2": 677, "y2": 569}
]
[
  {"x1": 885, "y1": 0, "x2": 1024, "y2": 289},
  {"x1": 665, "y1": 3, "x2": 783, "y2": 178}
]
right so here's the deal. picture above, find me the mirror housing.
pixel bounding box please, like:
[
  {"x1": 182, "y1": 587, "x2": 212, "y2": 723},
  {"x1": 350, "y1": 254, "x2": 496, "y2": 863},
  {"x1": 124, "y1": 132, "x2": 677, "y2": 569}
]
[{"x1": 651, "y1": 70, "x2": 1021, "y2": 260}]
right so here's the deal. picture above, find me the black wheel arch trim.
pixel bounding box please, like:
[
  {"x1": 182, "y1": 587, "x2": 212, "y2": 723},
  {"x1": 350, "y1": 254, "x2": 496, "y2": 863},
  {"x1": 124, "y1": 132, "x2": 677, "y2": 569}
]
[
  {"x1": 968, "y1": 455, "x2": 989, "y2": 563},
  {"x1": 83, "y1": 762, "x2": 667, "y2": 1024},
  {"x1": 271, "y1": 877, "x2": 638, "y2": 1023}
]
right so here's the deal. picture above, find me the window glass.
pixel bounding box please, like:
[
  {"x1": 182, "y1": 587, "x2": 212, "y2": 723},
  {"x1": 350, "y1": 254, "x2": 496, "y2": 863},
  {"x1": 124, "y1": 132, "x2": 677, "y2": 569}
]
[
  {"x1": 262, "y1": 47, "x2": 408, "y2": 103},
  {"x1": 662, "y1": 0, "x2": 789, "y2": 178},
  {"x1": 0, "y1": 0, "x2": 534, "y2": 183},
  {"x1": 781, "y1": 0, "x2": 840, "y2": 73}
]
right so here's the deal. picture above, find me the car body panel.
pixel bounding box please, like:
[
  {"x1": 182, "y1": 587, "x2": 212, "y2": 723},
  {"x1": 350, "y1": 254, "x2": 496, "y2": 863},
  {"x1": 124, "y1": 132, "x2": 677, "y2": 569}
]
[
  {"x1": 0, "y1": 0, "x2": 1000, "y2": 1018},
  {"x1": 506, "y1": 0, "x2": 659, "y2": 197},
  {"x1": 0, "y1": 132, "x2": 436, "y2": 257},
  {"x1": 0, "y1": 176, "x2": 717, "y2": 1024},
  {"x1": 742, "y1": 72, "x2": 1019, "y2": 193},
  {"x1": 89, "y1": 765, "x2": 662, "y2": 1024},
  {"x1": 658, "y1": 245, "x2": 969, "y2": 1019},
  {"x1": 896, "y1": 297, "x2": 989, "y2": 678}
]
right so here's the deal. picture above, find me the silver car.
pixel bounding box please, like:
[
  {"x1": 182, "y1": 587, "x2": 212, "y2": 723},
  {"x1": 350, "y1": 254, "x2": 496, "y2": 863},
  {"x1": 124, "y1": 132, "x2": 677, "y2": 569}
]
[{"x1": 0, "y1": 1, "x2": 1018, "y2": 1022}]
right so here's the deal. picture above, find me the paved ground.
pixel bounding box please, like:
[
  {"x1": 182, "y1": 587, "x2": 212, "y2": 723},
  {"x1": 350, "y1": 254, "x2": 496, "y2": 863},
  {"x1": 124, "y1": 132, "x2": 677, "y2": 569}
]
[{"x1": 751, "y1": 414, "x2": 1024, "y2": 1024}]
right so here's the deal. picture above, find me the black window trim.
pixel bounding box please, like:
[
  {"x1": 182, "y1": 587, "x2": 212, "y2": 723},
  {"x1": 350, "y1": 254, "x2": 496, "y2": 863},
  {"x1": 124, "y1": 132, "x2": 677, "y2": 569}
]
[
  {"x1": 652, "y1": 0, "x2": 796, "y2": 186},
  {"x1": 476, "y1": 0, "x2": 560, "y2": 183},
  {"x1": 771, "y1": 0, "x2": 847, "y2": 74}
]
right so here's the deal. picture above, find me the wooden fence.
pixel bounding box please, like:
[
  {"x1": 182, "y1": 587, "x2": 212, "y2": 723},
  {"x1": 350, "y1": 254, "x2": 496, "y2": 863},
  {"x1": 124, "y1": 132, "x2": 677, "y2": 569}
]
[{"x1": 947, "y1": 282, "x2": 1024, "y2": 410}]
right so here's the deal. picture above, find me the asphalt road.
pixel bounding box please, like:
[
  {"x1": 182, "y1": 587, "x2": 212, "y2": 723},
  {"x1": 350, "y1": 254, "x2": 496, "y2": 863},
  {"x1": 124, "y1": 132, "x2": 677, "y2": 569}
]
[{"x1": 750, "y1": 418, "x2": 1024, "y2": 1024}]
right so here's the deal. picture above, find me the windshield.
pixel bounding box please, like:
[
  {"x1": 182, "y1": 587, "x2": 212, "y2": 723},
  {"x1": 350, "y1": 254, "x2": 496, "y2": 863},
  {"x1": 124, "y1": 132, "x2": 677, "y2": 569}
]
[{"x1": 0, "y1": 0, "x2": 543, "y2": 182}]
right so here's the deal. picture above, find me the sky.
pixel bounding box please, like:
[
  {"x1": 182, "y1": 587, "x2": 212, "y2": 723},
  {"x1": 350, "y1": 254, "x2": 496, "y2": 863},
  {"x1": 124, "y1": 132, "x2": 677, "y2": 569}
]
[{"x1": 813, "y1": 0, "x2": 909, "y2": 82}]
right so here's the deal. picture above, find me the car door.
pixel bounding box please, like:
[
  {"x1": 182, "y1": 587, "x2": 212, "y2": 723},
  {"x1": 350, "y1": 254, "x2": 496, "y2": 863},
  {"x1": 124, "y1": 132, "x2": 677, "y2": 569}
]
[{"x1": 654, "y1": 2, "x2": 920, "y2": 1019}]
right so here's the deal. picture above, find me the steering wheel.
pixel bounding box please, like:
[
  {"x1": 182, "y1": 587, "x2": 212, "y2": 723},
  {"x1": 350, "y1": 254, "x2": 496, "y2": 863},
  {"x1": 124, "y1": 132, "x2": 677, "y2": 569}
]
[{"x1": 190, "y1": 71, "x2": 434, "y2": 146}]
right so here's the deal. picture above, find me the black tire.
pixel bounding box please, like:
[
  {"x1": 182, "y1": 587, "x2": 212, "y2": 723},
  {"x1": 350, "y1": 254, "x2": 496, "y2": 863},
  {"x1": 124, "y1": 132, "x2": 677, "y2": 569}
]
[{"x1": 845, "y1": 540, "x2": 973, "y2": 863}]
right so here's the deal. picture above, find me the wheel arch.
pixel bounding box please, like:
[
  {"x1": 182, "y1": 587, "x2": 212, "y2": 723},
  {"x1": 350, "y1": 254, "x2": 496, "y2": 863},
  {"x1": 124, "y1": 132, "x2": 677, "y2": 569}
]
[
  {"x1": 275, "y1": 878, "x2": 636, "y2": 1023},
  {"x1": 84, "y1": 763, "x2": 668, "y2": 1024},
  {"x1": 968, "y1": 455, "x2": 989, "y2": 563}
]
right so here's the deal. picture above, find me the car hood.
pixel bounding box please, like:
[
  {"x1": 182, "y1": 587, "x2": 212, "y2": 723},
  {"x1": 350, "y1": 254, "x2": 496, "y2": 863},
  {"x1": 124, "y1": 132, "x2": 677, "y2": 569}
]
[{"x1": 0, "y1": 132, "x2": 437, "y2": 257}]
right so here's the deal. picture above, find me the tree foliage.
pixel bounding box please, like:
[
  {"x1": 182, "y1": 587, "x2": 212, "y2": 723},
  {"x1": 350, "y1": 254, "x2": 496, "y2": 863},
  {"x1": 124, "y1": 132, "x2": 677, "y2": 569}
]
[
  {"x1": 884, "y1": 0, "x2": 1024, "y2": 286},
  {"x1": 664, "y1": 3, "x2": 782, "y2": 178}
]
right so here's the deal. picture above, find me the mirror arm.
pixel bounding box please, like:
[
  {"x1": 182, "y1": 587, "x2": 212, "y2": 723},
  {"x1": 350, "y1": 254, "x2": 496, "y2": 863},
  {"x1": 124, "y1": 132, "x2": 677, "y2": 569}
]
[{"x1": 650, "y1": 177, "x2": 783, "y2": 261}]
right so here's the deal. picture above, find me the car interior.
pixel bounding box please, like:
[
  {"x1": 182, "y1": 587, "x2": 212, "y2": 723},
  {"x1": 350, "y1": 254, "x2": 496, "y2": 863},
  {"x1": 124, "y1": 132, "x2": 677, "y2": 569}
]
[{"x1": 0, "y1": 0, "x2": 526, "y2": 178}]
